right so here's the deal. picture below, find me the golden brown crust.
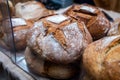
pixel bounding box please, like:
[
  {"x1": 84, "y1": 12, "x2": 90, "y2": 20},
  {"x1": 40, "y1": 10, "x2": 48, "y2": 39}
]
[
  {"x1": 83, "y1": 35, "x2": 120, "y2": 80},
  {"x1": 65, "y1": 4, "x2": 111, "y2": 40},
  {"x1": 27, "y1": 15, "x2": 92, "y2": 64}
]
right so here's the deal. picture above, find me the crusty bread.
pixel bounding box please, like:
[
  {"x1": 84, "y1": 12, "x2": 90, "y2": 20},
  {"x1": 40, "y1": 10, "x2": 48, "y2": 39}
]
[
  {"x1": 25, "y1": 14, "x2": 92, "y2": 79},
  {"x1": 27, "y1": 14, "x2": 92, "y2": 64},
  {"x1": 83, "y1": 35, "x2": 120, "y2": 80},
  {"x1": 2, "y1": 18, "x2": 33, "y2": 51},
  {"x1": 65, "y1": 4, "x2": 110, "y2": 40},
  {"x1": 15, "y1": 1, "x2": 54, "y2": 21},
  {"x1": 25, "y1": 47, "x2": 78, "y2": 79}
]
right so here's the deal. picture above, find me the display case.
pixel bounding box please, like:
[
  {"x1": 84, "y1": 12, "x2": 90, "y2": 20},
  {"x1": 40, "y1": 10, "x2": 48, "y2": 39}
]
[{"x1": 0, "y1": 0, "x2": 120, "y2": 80}]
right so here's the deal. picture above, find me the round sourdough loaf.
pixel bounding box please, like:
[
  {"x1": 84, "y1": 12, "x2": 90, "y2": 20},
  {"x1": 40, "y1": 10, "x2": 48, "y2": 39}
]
[
  {"x1": 65, "y1": 4, "x2": 110, "y2": 40},
  {"x1": 26, "y1": 14, "x2": 92, "y2": 64},
  {"x1": 25, "y1": 14, "x2": 92, "y2": 79}
]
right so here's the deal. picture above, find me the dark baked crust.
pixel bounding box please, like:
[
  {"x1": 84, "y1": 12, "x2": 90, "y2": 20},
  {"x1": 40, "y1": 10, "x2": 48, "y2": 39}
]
[
  {"x1": 65, "y1": 4, "x2": 110, "y2": 40},
  {"x1": 27, "y1": 15, "x2": 92, "y2": 64},
  {"x1": 83, "y1": 35, "x2": 120, "y2": 80}
]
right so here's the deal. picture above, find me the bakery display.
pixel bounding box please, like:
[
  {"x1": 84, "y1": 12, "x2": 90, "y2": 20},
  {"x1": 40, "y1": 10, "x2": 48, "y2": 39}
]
[
  {"x1": 65, "y1": 4, "x2": 111, "y2": 40},
  {"x1": 25, "y1": 14, "x2": 92, "y2": 79},
  {"x1": 2, "y1": 18, "x2": 33, "y2": 51},
  {"x1": 83, "y1": 35, "x2": 120, "y2": 80},
  {"x1": 0, "y1": 0, "x2": 120, "y2": 79},
  {"x1": 15, "y1": 1, "x2": 54, "y2": 21}
]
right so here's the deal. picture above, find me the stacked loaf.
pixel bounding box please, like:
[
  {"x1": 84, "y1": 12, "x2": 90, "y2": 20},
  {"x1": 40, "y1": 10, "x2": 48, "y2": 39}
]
[{"x1": 25, "y1": 14, "x2": 92, "y2": 79}]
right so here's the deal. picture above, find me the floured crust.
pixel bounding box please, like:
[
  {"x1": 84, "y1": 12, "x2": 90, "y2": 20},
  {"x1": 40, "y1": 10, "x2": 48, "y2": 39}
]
[
  {"x1": 15, "y1": 1, "x2": 54, "y2": 21},
  {"x1": 13, "y1": 19, "x2": 33, "y2": 31},
  {"x1": 65, "y1": 4, "x2": 110, "y2": 40},
  {"x1": 27, "y1": 14, "x2": 92, "y2": 64},
  {"x1": 83, "y1": 35, "x2": 120, "y2": 80}
]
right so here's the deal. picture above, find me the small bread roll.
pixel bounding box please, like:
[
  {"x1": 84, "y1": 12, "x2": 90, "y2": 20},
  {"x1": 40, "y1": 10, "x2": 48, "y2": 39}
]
[
  {"x1": 83, "y1": 35, "x2": 120, "y2": 80},
  {"x1": 15, "y1": 1, "x2": 54, "y2": 21},
  {"x1": 65, "y1": 4, "x2": 111, "y2": 40}
]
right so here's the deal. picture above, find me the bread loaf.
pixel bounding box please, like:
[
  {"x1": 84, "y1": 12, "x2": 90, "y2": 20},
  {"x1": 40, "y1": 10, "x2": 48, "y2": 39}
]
[
  {"x1": 25, "y1": 14, "x2": 92, "y2": 79},
  {"x1": 65, "y1": 4, "x2": 111, "y2": 40},
  {"x1": 15, "y1": 1, "x2": 54, "y2": 21},
  {"x1": 27, "y1": 14, "x2": 92, "y2": 64},
  {"x1": 83, "y1": 35, "x2": 120, "y2": 80},
  {"x1": 2, "y1": 18, "x2": 33, "y2": 51}
]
